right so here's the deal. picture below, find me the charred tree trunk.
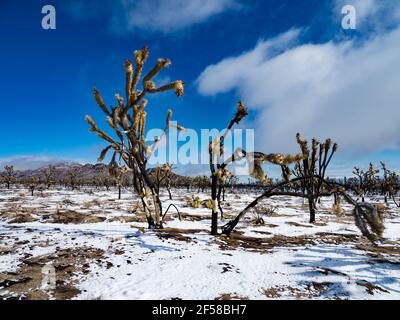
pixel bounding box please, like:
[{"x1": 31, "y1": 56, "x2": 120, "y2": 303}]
[
  {"x1": 309, "y1": 197, "x2": 316, "y2": 223},
  {"x1": 167, "y1": 187, "x2": 172, "y2": 200},
  {"x1": 211, "y1": 174, "x2": 218, "y2": 235},
  {"x1": 153, "y1": 193, "x2": 164, "y2": 229}
]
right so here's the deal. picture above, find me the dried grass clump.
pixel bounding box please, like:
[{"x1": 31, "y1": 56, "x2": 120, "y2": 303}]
[
  {"x1": 353, "y1": 203, "x2": 385, "y2": 242},
  {"x1": 9, "y1": 214, "x2": 35, "y2": 224},
  {"x1": 185, "y1": 196, "x2": 215, "y2": 210},
  {"x1": 82, "y1": 199, "x2": 102, "y2": 209},
  {"x1": 186, "y1": 195, "x2": 201, "y2": 209},
  {"x1": 332, "y1": 196, "x2": 344, "y2": 216},
  {"x1": 251, "y1": 205, "x2": 277, "y2": 225},
  {"x1": 202, "y1": 199, "x2": 214, "y2": 210},
  {"x1": 51, "y1": 210, "x2": 106, "y2": 224}
]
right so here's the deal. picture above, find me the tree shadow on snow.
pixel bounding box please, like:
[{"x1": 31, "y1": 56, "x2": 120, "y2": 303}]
[{"x1": 286, "y1": 245, "x2": 400, "y2": 296}]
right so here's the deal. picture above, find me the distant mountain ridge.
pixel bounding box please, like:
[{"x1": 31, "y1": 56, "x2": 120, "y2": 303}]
[
  {"x1": 1, "y1": 157, "x2": 198, "y2": 182},
  {"x1": 11, "y1": 162, "x2": 188, "y2": 183},
  {"x1": 13, "y1": 162, "x2": 109, "y2": 181},
  {"x1": 0, "y1": 156, "x2": 80, "y2": 171}
]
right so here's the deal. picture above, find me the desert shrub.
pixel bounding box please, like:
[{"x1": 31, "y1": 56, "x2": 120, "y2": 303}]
[
  {"x1": 186, "y1": 195, "x2": 201, "y2": 209},
  {"x1": 250, "y1": 205, "x2": 277, "y2": 225},
  {"x1": 82, "y1": 199, "x2": 102, "y2": 209},
  {"x1": 128, "y1": 201, "x2": 137, "y2": 214},
  {"x1": 185, "y1": 196, "x2": 215, "y2": 210},
  {"x1": 376, "y1": 203, "x2": 387, "y2": 220},
  {"x1": 202, "y1": 199, "x2": 214, "y2": 210},
  {"x1": 332, "y1": 194, "x2": 344, "y2": 216}
]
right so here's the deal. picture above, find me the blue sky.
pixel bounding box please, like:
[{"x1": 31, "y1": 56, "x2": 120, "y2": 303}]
[{"x1": 1, "y1": 0, "x2": 400, "y2": 176}]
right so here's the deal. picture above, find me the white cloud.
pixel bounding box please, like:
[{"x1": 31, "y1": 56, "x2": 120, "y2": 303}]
[
  {"x1": 65, "y1": 0, "x2": 240, "y2": 34},
  {"x1": 197, "y1": 29, "x2": 301, "y2": 95},
  {"x1": 335, "y1": 0, "x2": 400, "y2": 30},
  {"x1": 197, "y1": 27, "x2": 400, "y2": 157},
  {"x1": 121, "y1": 0, "x2": 240, "y2": 33},
  {"x1": 337, "y1": 0, "x2": 377, "y2": 21}
]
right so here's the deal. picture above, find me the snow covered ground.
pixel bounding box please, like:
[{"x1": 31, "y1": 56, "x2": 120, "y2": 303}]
[{"x1": 0, "y1": 186, "x2": 399, "y2": 300}]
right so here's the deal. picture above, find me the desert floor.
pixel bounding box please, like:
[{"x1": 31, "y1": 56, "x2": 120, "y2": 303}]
[{"x1": 0, "y1": 186, "x2": 399, "y2": 300}]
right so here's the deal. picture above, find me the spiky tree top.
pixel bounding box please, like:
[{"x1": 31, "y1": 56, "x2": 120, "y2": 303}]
[{"x1": 85, "y1": 46, "x2": 184, "y2": 172}]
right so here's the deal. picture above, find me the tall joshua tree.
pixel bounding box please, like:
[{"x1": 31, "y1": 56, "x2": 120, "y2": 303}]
[
  {"x1": 365, "y1": 163, "x2": 379, "y2": 199},
  {"x1": 353, "y1": 167, "x2": 366, "y2": 202},
  {"x1": 381, "y1": 162, "x2": 400, "y2": 206},
  {"x1": 85, "y1": 47, "x2": 184, "y2": 229},
  {"x1": 353, "y1": 163, "x2": 379, "y2": 202},
  {"x1": 2, "y1": 165, "x2": 16, "y2": 189},
  {"x1": 208, "y1": 102, "x2": 248, "y2": 235}
]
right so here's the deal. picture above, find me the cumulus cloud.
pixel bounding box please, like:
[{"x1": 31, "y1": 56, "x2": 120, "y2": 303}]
[
  {"x1": 197, "y1": 27, "x2": 400, "y2": 156},
  {"x1": 197, "y1": 29, "x2": 301, "y2": 96}
]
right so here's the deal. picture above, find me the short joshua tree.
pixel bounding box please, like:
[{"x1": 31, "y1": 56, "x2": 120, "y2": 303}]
[
  {"x1": 150, "y1": 163, "x2": 174, "y2": 200},
  {"x1": 108, "y1": 160, "x2": 127, "y2": 200},
  {"x1": 43, "y1": 165, "x2": 56, "y2": 189},
  {"x1": 2, "y1": 165, "x2": 16, "y2": 189},
  {"x1": 67, "y1": 167, "x2": 79, "y2": 191}
]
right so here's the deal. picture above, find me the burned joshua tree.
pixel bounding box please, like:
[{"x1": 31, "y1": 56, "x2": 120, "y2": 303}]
[
  {"x1": 208, "y1": 102, "x2": 248, "y2": 235},
  {"x1": 291, "y1": 134, "x2": 338, "y2": 223},
  {"x1": 108, "y1": 159, "x2": 127, "y2": 200},
  {"x1": 353, "y1": 163, "x2": 379, "y2": 202},
  {"x1": 85, "y1": 47, "x2": 184, "y2": 229},
  {"x1": 150, "y1": 163, "x2": 174, "y2": 200},
  {"x1": 67, "y1": 167, "x2": 79, "y2": 191},
  {"x1": 381, "y1": 162, "x2": 400, "y2": 206},
  {"x1": 28, "y1": 177, "x2": 39, "y2": 196},
  {"x1": 43, "y1": 165, "x2": 56, "y2": 189},
  {"x1": 97, "y1": 170, "x2": 112, "y2": 191},
  {"x1": 2, "y1": 165, "x2": 16, "y2": 189},
  {"x1": 208, "y1": 102, "x2": 305, "y2": 235},
  {"x1": 221, "y1": 134, "x2": 385, "y2": 242}
]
